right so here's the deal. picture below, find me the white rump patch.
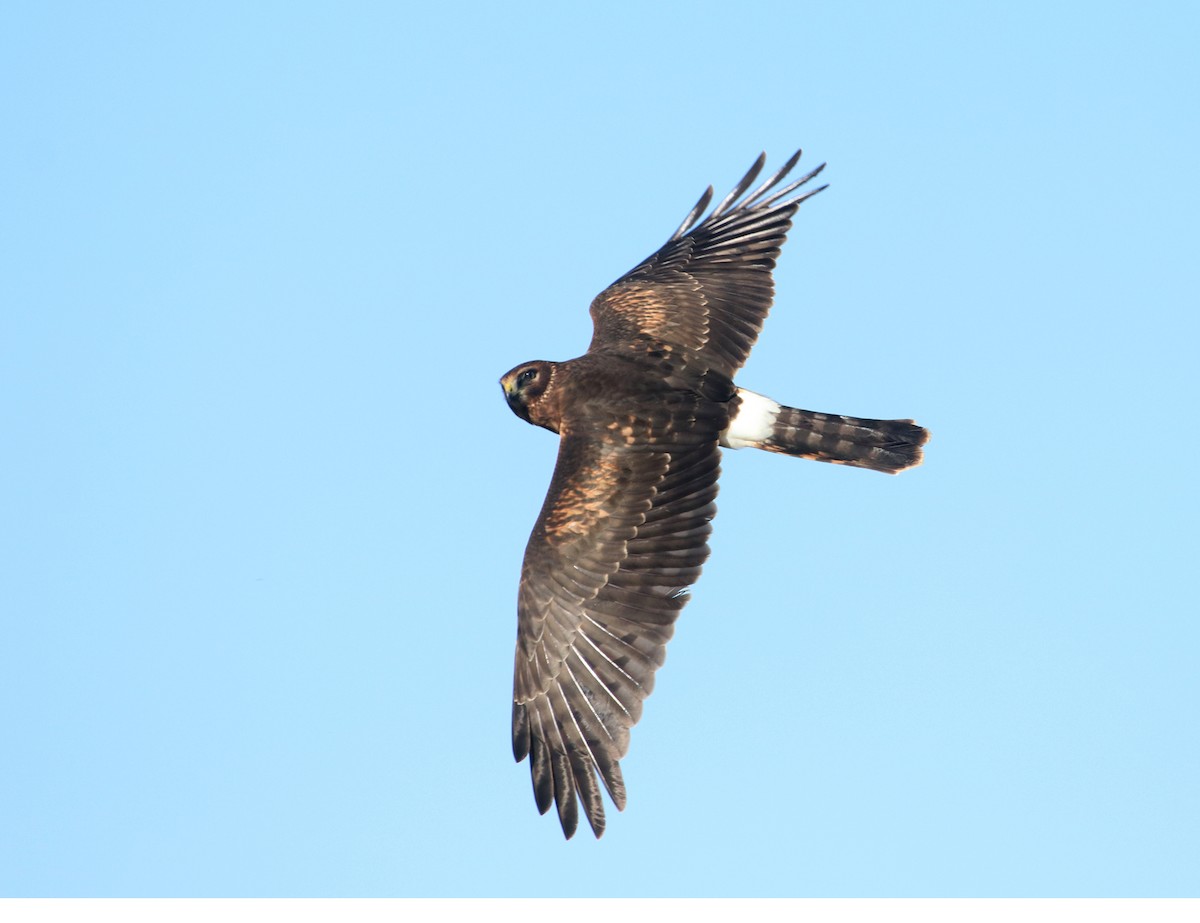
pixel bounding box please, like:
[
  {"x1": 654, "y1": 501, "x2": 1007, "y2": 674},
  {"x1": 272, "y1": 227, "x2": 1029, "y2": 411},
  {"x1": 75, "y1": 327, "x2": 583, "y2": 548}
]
[{"x1": 720, "y1": 388, "x2": 781, "y2": 450}]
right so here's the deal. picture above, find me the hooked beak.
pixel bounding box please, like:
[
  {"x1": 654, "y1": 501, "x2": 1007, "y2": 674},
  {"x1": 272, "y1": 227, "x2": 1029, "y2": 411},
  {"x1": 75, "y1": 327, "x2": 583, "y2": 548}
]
[
  {"x1": 500, "y1": 374, "x2": 531, "y2": 423},
  {"x1": 500, "y1": 375, "x2": 522, "y2": 413}
]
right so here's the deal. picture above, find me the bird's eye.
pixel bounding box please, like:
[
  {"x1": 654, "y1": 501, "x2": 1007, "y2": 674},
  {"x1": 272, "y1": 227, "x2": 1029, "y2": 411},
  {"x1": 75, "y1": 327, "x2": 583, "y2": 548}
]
[{"x1": 518, "y1": 368, "x2": 538, "y2": 386}]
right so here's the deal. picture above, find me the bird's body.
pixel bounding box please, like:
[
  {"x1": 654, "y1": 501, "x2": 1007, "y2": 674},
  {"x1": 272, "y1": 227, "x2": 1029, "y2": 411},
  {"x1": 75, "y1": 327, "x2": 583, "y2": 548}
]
[{"x1": 500, "y1": 151, "x2": 928, "y2": 838}]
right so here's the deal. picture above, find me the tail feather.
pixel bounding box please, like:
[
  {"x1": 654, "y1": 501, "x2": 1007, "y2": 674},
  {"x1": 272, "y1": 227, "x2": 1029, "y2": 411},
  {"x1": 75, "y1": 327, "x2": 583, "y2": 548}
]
[{"x1": 765, "y1": 406, "x2": 928, "y2": 474}]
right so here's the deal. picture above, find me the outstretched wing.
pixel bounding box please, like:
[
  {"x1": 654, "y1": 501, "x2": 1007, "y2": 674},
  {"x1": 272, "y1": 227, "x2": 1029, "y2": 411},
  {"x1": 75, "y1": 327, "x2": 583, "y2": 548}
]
[
  {"x1": 512, "y1": 418, "x2": 722, "y2": 838},
  {"x1": 589, "y1": 150, "x2": 827, "y2": 378}
]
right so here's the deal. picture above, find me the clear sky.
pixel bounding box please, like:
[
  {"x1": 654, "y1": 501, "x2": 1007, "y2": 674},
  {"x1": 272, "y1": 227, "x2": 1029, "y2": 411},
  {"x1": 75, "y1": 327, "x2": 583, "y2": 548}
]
[{"x1": 2, "y1": 0, "x2": 1197, "y2": 898}]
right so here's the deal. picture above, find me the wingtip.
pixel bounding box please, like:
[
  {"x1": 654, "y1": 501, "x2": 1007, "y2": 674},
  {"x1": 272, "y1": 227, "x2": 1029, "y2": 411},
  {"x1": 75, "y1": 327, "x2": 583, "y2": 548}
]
[
  {"x1": 512, "y1": 700, "x2": 531, "y2": 762},
  {"x1": 583, "y1": 811, "x2": 606, "y2": 839},
  {"x1": 789, "y1": 180, "x2": 829, "y2": 208},
  {"x1": 670, "y1": 184, "x2": 715, "y2": 241},
  {"x1": 557, "y1": 797, "x2": 579, "y2": 839}
]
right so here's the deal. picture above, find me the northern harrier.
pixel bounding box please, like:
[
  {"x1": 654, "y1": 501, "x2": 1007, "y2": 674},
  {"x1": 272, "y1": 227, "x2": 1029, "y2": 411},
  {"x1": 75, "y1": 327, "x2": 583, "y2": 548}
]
[{"x1": 500, "y1": 150, "x2": 928, "y2": 838}]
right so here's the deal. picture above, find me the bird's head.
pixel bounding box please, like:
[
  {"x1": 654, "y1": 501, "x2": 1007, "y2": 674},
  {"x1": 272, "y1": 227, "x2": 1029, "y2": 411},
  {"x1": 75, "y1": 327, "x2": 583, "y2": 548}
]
[{"x1": 500, "y1": 361, "x2": 556, "y2": 429}]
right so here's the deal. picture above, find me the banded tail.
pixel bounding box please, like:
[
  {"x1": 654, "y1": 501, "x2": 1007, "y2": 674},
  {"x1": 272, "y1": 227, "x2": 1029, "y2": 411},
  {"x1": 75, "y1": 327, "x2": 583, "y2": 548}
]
[{"x1": 721, "y1": 388, "x2": 928, "y2": 474}]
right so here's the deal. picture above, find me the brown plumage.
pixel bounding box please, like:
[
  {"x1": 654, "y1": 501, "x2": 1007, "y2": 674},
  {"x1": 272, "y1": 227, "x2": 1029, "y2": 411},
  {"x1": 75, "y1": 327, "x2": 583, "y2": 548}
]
[{"x1": 500, "y1": 151, "x2": 929, "y2": 838}]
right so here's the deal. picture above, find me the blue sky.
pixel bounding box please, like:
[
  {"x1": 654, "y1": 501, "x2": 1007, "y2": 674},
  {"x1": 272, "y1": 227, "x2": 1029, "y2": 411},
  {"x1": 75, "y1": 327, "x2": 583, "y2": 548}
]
[{"x1": 2, "y1": 0, "x2": 1197, "y2": 897}]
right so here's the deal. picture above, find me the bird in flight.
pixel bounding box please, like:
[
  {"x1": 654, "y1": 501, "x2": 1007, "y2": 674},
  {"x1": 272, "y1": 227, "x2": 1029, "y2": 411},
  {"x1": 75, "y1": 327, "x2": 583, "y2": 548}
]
[{"x1": 499, "y1": 150, "x2": 928, "y2": 838}]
